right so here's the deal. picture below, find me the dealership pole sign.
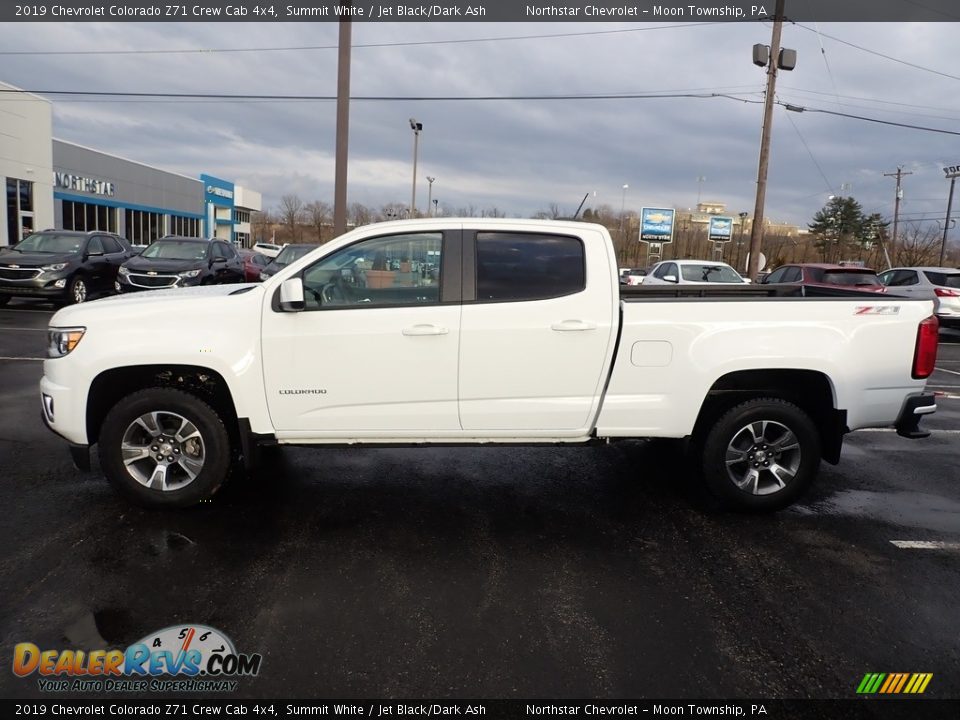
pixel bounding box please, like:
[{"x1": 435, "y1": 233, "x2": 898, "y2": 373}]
[
  {"x1": 639, "y1": 208, "x2": 676, "y2": 244},
  {"x1": 708, "y1": 216, "x2": 734, "y2": 242}
]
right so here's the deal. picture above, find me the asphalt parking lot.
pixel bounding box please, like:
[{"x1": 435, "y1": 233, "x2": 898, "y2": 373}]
[{"x1": 1, "y1": 297, "x2": 958, "y2": 700}]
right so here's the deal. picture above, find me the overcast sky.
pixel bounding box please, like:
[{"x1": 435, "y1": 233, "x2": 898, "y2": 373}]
[{"x1": 1, "y1": 20, "x2": 958, "y2": 229}]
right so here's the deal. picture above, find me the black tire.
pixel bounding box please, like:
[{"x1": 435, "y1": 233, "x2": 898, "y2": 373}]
[
  {"x1": 99, "y1": 388, "x2": 232, "y2": 508},
  {"x1": 699, "y1": 397, "x2": 821, "y2": 512},
  {"x1": 66, "y1": 275, "x2": 89, "y2": 305},
  {"x1": 0, "y1": 295, "x2": 9, "y2": 306}
]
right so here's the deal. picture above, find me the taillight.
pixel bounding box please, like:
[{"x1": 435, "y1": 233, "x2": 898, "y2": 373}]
[
  {"x1": 912, "y1": 315, "x2": 939, "y2": 379},
  {"x1": 934, "y1": 287, "x2": 960, "y2": 297}
]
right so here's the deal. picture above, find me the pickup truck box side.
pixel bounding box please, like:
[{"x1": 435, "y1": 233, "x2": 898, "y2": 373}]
[{"x1": 40, "y1": 219, "x2": 938, "y2": 512}]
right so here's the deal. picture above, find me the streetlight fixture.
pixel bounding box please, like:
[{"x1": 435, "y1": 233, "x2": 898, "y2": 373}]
[
  {"x1": 426, "y1": 176, "x2": 436, "y2": 216},
  {"x1": 409, "y1": 118, "x2": 423, "y2": 217}
]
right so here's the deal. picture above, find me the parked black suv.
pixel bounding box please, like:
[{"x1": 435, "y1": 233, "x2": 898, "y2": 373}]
[
  {"x1": 0, "y1": 230, "x2": 134, "y2": 306},
  {"x1": 117, "y1": 236, "x2": 244, "y2": 292}
]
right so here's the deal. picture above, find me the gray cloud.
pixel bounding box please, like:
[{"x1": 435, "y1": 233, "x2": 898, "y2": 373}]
[{"x1": 1, "y1": 20, "x2": 958, "y2": 231}]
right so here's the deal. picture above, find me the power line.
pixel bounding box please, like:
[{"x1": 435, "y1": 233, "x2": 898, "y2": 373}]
[
  {"x1": 780, "y1": 98, "x2": 835, "y2": 193},
  {"x1": 0, "y1": 22, "x2": 727, "y2": 57},
  {"x1": 792, "y1": 22, "x2": 960, "y2": 83},
  {"x1": 779, "y1": 85, "x2": 960, "y2": 119},
  {"x1": 777, "y1": 100, "x2": 960, "y2": 137},
  {"x1": 0, "y1": 88, "x2": 764, "y2": 103}
]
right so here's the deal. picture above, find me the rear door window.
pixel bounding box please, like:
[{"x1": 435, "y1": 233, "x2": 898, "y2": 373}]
[
  {"x1": 924, "y1": 271, "x2": 960, "y2": 288},
  {"x1": 475, "y1": 232, "x2": 585, "y2": 302},
  {"x1": 781, "y1": 266, "x2": 803, "y2": 283}
]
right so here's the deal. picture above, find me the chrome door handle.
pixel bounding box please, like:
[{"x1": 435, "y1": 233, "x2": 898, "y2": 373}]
[
  {"x1": 550, "y1": 320, "x2": 597, "y2": 332},
  {"x1": 402, "y1": 324, "x2": 449, "y2": 336}
]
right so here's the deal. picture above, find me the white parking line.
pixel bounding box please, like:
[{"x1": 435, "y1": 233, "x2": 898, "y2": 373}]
[
  {"x1": 0, "y1": 326, "x2": 47, "y2": 331},
  {"x1": 858, "y1": 428, "x2": 960, "y2": 434},
  {"x1": 934, "y1": 366, "x2": 960, "y2": 376},
  {"x1": 0, "y1": 356, "x2": 44, "y2": 361},
  {"x1": 891, "y1": 541, "x2": 960, "y2": 550}
]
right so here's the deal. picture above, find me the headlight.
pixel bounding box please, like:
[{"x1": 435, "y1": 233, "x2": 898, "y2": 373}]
[
  {"x1": 118, "y1": 266, "x2": 130, "y2": 276},
  {"x1": 178, "y1": 269, "x2": 202, "y2": 278},
  {"x1": 48, "y1": 327, "x2": 86, "y2": 358},
  {"x1": 41, "y1": 263, "x2": 68, "y2": 272}
]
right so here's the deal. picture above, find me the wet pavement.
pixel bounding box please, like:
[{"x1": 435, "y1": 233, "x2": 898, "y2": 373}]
[{"x1": 1, "y1": 298, "x2": 958, "y2": 699}]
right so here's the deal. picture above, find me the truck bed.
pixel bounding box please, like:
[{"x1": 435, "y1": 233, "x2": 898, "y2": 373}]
[{"x1": 619, "y1": 283, "x2": 890, "y2": 299}]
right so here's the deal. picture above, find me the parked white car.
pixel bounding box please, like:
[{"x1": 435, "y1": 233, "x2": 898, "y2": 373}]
[
  {"x1": 642, "y1": 259, "x2": 749, "y2": 285},
  {"x1": 878, "y1": 266, "x2": 960, "y2": 330}
]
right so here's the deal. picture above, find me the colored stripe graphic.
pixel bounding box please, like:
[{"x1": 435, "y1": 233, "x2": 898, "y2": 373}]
[{"x1": 857, "y1": 673, "x2": 932, "y2": 694}]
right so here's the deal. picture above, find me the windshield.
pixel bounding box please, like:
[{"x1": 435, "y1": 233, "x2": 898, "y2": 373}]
[
  {"x1": 14, "y1": 233, "x2": 83, "y2": 254},
  {"x1": 924, "y1": 271, "x2": 960, "y2": 288},
  {"x1": 274, "y1": 244, "x2": 318, "y2": 266},
  {"x1": 141, "y1": 241, "x2": 209, "y2": 261},
  {"x1": 680, "y1": 264, "x2": 743, "y2": 283},
  {"x1": 821, "y1": 271, "x2": 881, "y2": 286}
]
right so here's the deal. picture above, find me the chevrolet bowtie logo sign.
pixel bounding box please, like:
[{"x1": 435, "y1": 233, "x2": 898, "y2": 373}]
[{"x1": 147, "y1": 271, "x2": 157, "y2": 276}]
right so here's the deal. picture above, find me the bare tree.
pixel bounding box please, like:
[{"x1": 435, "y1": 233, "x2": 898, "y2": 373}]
[
  {"x1": 251, "y1": 210, "x2": 275, "y2": 244},
  {"x1": 279, "y1": 194, "x2": 305, "y2": 243},
  {"x1": 305, "y1": 200, "x2": 332, "y2": 243},
  {"x1": 896, "y1": 223, "x2": 942, "y2": 267},
  {"x1": 348, "y1": 202, "x2": 373, "y2": 228}
]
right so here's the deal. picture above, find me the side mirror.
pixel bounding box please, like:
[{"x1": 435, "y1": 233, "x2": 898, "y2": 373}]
[
  {"x1": 663, "y1": 274, "x2": 678, "y2": 283},
  {"x1": 279, "y1": 277, "x2": 305, "y2": 312}
]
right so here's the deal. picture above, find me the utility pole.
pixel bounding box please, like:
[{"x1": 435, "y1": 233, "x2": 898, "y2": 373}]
[
  {"x1": 883, "y1": 166, "x2": 912, "y2": 258},
  {"x1": 747, "y1": 0, "x2": 788, "y2": 281},
  {"x1": 332, "y1": 14, "x2": 351, "y2": 237}
]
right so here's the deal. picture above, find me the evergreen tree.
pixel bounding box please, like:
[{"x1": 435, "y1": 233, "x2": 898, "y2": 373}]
[{"x1": 808, "y1": 196, "x2": 873, "y2": 264}]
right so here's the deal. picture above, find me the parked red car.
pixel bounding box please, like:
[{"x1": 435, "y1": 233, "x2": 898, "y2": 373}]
[
  {"x1": 762, "y1": 263, "x2": 887, "y2": 292},
  {"x1": 238, "y1": 249, "x2": 271, "y2": 283}
]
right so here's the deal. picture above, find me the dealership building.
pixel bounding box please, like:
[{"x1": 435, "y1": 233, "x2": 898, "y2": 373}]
[{"x1": 1, "y1": 80, "x2": 261, "y2": 247}]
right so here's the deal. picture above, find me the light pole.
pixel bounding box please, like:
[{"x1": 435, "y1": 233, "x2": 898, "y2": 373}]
[
  {"x1": 426, "y1": 176, "x2": 435, "y2": 216},
  {"x1": 941, "y1": 165, "x2": 960, "y2": 266},
  {"x1": 736, "y1": 211, "x2": 749, "y2": 271},
  {"x1": 617, "y1": 184, "x2": 629, "y2": 262},
  {"x1": 409, "y1": 118, "x2": 422, "y2": 217}
]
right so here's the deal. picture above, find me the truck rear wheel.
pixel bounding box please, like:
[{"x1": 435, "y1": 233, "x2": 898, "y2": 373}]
[
  {"x1": 700, "y1": 397, "x2": 820, "y2": 512},
  {"x1": 99, "y1": 388, "x2": 231, "y2": 508}
]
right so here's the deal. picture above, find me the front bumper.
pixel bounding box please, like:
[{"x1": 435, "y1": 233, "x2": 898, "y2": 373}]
[
  {"x1": 0, "y1": 275, "x2": 70, "y2": 299},
  {"x1": 895, "y1": 392, "x2": 937, "y2": 439}
]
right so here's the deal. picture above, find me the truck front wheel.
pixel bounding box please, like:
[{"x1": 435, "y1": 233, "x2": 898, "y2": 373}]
[
  {"x1": 99, "y1": 388, "x2": 231, "y2": 508},
  {"x1": 700, "y1": 397, "x2": 821, "y2": 512}
]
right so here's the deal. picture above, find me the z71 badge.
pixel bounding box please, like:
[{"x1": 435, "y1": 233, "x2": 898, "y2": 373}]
[{"x1": 854, "y1": 306, "x2": 900, "y2": 315}]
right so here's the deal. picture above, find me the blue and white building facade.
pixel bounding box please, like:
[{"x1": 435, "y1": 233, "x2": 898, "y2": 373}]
[{"x1": 1, "y1": 79, "x2": 262, "y2": 247}]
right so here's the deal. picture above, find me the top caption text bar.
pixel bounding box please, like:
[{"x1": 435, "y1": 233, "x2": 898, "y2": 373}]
[{"x1": 5, "y1": 0, "x2": 960, "y2": 22}]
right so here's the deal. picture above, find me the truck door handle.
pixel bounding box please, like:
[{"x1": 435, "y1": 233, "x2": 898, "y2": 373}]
[
  {"x1": 402, "y1": 324, "x2": 449, "y2": 336},
  {"x1": 551, "y1": 320, "x2": 597, "y2": 332}
]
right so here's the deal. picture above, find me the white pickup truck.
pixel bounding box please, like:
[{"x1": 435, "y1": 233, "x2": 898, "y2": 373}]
[{"x1": 41, "y1": 219, "x2": 940, "y2": 512}]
